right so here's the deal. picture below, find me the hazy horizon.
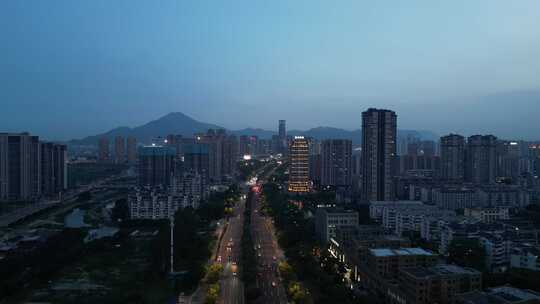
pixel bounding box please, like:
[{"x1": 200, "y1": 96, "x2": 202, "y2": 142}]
[{"x1": 2, "y1": 1, "x2": 540, "y2": 140}]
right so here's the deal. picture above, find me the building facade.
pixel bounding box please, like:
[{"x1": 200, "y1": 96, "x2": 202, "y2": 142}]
[
  {"x1": 40, "y1": 142, "x2": 67, "y2": 198},
  {"x1": 361, "y1": 108, "x2": 397, "y2": 201},
  {"x1": 137, "y1": 145, "x2": 176, "y2": 187},
  {"x1": 288, "y1": 136, "x2": 310, "y2": 193},
  {"x1": 114, "y1": 136, "x2": 125, "y2": 164},
  {"x1": 315, "y1": 208, "x2": 359, "y2": 244},
  {"x1": 0, "y1": 133, "x2": 41, "y2": 201},
  {"x1": 320, "y1": 139, "x2": 352, "y2": 188},
  {"x1": 126, "y1": 136, "x2": 137, "y2": 164},
  {"x1": 98, "y1": 137, "x2": 110, "y2": 163},
  {"x1": 278, "y1": 120, "x2": 287, "y2": 154},
  {"x1": 440, "y1": 134, "x2": 465, "y2": 181},
  {"x1": 466, "y1": 135, "x2": 497, "y2": 184}
]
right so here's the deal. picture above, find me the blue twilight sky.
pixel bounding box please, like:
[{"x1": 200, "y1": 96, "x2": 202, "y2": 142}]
[{"x1": 1, "y1": 1, "x2": 540, "y2": 140}]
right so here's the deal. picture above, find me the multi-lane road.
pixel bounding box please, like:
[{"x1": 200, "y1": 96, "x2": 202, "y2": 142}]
[
  {"x1": 216, "y1": 195, "x2": 245, "y2": 304},
  {"x1": 216, "y1": 161, "x2": 287, "y2": 304},
  {"x1": 250, "y1": 185, "x2": 287, "y2": 304}
]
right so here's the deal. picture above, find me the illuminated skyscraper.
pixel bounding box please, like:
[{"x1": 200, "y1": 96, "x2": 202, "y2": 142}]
[
  {"x1": 361, "y1": 108, "x2": 397, "y2": 201},
  {"x1": 288, "y1": 136, "x2": 310, "y2": 193}
]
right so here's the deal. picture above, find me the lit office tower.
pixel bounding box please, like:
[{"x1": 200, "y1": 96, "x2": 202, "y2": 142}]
[
  {"x1": 321, "y1": 139, "x2": 352, "y2": 187},
  {"x1": 288, "y1": 136, "x2": 310, "y2": 193},
  {"x1": 40, "y1": 142, "x2": 67, "y2": 197},
  {"x1": 279, "y1": 120, "x2": 287, "y2": 153},
  {"x1": 126, "y1": 136, "x2": 137, "y2": 164},
  {"x1": 137, "y1": 145, "x2": 176, "y2": 187},
  {"x1": 440, "y1": 134, "x2": 466, "y2": 181},
  {"x1": 98, "y1": 137, "x2": 110, "y2": 162},
  {"x1": 361, "y1": 108, "x2": 397, "y2": 201},
  {"x1": 466, "y1": 135, "x2": 498, "y2": 184},
  {"x1": 114, "y1": 136, "x2": 125, "y2": 164},
  {"x1": 0, "y1": 133, "x2": 41, "y2": 201}
]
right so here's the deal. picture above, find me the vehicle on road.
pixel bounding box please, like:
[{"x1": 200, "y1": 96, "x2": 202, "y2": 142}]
[{"x1": 231, "y1": 262, "x2": 238, "y2": 276}]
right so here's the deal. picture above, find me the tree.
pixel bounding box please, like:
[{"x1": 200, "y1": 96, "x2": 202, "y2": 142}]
[
  {"x1": 288, "y1": 281, "x2": 310, "y2": 304},
  {"x1": 205, "y1": 263, "x2": 223, "y2": 284},
  {"x1": 448, "y1": 238, "x2": 486, "y2": 271},
  {"x1": 278, "y1": 261, "x2": 295, "y2": 282},
  {"x1": 78, "y1": 191, "x2": 92, "y2": 201},
  {"x1": 112, "y1": 198, "x2": 129, "y2": 221},
  {"x1": 205, "y1": 283, "x2": 220, "y2": 304}
]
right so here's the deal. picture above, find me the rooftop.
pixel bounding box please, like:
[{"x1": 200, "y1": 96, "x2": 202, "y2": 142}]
[
  {"x1": 401, "y1": 267, "x2": 437, "y2": 279},
  {"x1": 370, "y1": 247, "x2": 433, "y2": 257},
  {"x1": 491, "y1": 286, "x2": 540, "y2": 302},
  {"x1": 401, "y1": 264, "x2": 480, "y2": 279},
  {"x1": 370, "y1": 201, "x2": 424, "y2": 206},
  {"x1": 318, "y1": 207, "x2": 358, "y2": 215},
  {"x1": 432, "y1": 264, "x2": 481, "y2": 275}
]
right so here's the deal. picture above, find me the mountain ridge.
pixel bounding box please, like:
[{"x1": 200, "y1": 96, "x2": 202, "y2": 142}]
[{"x1": 69, "y1": 112, "x2": 438, "y2": 146}]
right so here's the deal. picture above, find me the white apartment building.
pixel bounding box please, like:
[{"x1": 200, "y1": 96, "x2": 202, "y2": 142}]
[
  {"x1": 464, "y1": 207, "x2": 509, "y2": 224},
  {"x1": 379, "y1": 203, "x2": 455, "y2": 236},
  {"x1": 369, "y1": 200, "x2": 423, "y2": 220}
]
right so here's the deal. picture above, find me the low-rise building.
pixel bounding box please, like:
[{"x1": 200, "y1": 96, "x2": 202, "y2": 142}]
[
  {"x1": 329, "y1": 226, "x2": 410, "y2": 284},
  {"x1": 376, "y1": 202, "x2": 455, "y2": 236},
  {"x1": 360, "y1": 247, "x2": 482, "y2": 304},
  {"x1": 456, "y1": 286, "x2": 540, "y2": 304},
  {"x1": 369, "y1": 201, "x2": 424, "y2": 220},
  {"x1": 510, "y1": 245, "x2": 540, "y2": 272},
  {"x1": 433, "y1": 186, "x2": 477, "y2": 210},
  {"x1": 315, "y1": 208, "x2": 358, "y2": 245},
  {"x1": 479, "y1": 232, "x2": 513, "y2": 272},
  {"x1": 464, "y1": 207, "x2": 510, "y2": 223},
  {"x1": 363, "y1": 247, "x2": 437, "y2": 282},
  {"x1": 392, "y1": 207, "x2": 455, "y2": 237},
  {"x1": 128, "y1": 185, "x2": 204, "y2": 220},
  {"x1": 170, "y1": 171, "x2": 209, "y2": 202},
  {"x1": 394, "y1": 264, "x2": 482, "y2": 304},
  {"x1": 477, "y1": 185, "x2": 530, "y2": 208}
]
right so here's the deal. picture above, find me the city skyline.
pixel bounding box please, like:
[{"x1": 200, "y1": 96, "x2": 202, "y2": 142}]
[
  {"x1": 3, "y1": 2, "x2": 540, "y2": 303},
  {"x1": 2, "y1": 1, "x2": 540, "y2": 140}
]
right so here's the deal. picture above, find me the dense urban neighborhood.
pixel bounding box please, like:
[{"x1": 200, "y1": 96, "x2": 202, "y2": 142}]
[{"x1": 2, "y1": 111, "x2": 540, "y2": 304}]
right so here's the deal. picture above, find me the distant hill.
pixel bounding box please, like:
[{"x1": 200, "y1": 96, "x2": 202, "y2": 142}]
[
  {"x1": 69, "y1": 111, "x2": 438, "y2": 146},
  {"x1": 70, "y1": 112, "x2": 223, "y2": 146}
]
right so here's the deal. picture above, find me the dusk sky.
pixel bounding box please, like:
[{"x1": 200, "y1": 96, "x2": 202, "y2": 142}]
[{"x1": 2, "y1": 1, "x2": 540, "y2": 140}]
